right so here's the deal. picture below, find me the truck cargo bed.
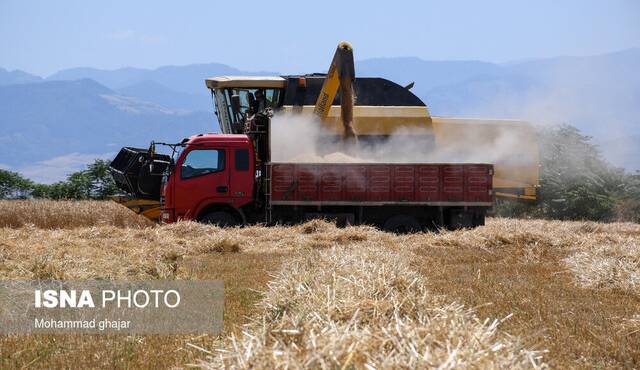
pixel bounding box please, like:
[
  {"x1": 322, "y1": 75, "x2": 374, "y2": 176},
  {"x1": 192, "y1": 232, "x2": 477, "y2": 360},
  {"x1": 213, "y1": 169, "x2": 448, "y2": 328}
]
[{"x1": 268, "y1": 163, "x2": 493, "y2": 205}]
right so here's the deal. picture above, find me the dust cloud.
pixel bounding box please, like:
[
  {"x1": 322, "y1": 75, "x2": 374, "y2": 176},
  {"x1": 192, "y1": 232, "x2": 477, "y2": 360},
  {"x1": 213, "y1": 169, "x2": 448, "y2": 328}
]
[
  {"x1": 445, "y1": 53, "x2": 640, "y2": 171},
  {"x1": 269, "y1": 111, "x2": 536, "y2": 167}
]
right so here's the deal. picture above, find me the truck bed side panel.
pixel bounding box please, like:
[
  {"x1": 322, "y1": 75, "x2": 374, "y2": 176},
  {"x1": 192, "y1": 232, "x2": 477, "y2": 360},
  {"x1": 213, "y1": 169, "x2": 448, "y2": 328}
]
[
  {"x1": 392, "y1": 165, "x2": 416, "y2": 201},
  {"x1": 416, "y1": 165, "x2": 441, "y2": 201},
  {"x1": 297, "y1": 165, "x2": 319, "y2": 201},
  {"x1": 269, "y1": 163, "x2": 492, "y2": 205},
  {"x1": 270, "y1": 164, "x2": 296, "y2": 201},
  {"x1": 320, "y1": 166, "x2": 342, "y2": 201},
  {"x1": 466, "y1": 164, "x2": 493, "y2": 203},
  {"x1": 345, "y1": 165, "x2": 367, "y2": 201},
  {"x1": 443, "y1": 165, "x2": 464, "y2": 202},
  {"x1": 368, "y1": 165, "x2": 391, "y2": 201}
]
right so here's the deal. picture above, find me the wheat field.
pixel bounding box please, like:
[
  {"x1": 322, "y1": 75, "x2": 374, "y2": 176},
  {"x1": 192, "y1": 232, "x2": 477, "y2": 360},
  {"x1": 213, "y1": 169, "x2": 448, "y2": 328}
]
[{"x1": 0, "y1": 200, "x2": 638, "y2": 369}]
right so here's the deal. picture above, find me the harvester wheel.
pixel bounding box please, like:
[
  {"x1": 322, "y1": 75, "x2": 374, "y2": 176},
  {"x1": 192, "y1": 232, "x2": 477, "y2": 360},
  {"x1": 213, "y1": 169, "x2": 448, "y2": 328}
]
[
  {"x1": 383, "y1": 215, "x2": 420, "y2": 234},
  {"x1": 200, "y1": 211, "x2": 238, "y2": 227}
]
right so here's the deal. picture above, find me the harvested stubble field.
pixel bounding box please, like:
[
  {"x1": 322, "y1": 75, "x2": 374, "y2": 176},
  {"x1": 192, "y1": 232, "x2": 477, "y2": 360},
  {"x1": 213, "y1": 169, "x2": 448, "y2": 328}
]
[{"x1": 0, "y1": 200, "x2": 638, "y2": 369}]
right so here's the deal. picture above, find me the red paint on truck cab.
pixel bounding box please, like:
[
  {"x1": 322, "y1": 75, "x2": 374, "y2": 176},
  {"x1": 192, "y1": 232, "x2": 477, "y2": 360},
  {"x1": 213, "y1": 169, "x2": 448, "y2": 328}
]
[{"x1": 161, "y1": 134, "x2": 254, "y2": 223}]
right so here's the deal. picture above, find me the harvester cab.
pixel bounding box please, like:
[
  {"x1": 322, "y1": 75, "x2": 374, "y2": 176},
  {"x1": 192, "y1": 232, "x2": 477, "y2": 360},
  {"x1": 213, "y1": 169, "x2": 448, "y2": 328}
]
[
  {"x1": 206, "y1": 77, "x2": 286, "y2": 135},
  {"x1": 207, "y1": 42, "x2": 357, "y2": 143}
]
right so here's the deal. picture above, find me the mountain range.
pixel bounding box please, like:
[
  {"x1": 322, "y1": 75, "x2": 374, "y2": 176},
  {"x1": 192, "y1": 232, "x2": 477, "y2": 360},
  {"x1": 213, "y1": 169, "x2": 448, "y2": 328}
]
[{"x1": 1, "y1": 48, "x2": 638, "y2": 182}]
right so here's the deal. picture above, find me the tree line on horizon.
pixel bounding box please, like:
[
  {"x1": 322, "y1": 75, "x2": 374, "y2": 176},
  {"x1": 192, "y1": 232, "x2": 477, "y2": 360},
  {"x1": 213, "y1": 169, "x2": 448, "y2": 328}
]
[
  {"x1": 1, "y1": 124, "x2": 639, "y2": 223},
  {"x1": 0, "y1": 159, "x2": 118, "y2": 201}
]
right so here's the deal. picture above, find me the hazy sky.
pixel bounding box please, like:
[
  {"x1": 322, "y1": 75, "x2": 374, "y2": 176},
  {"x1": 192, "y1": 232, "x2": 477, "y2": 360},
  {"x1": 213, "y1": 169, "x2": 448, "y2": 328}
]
[{"x1": 1, "y1": 0, "x2": 639, "y2": 76}]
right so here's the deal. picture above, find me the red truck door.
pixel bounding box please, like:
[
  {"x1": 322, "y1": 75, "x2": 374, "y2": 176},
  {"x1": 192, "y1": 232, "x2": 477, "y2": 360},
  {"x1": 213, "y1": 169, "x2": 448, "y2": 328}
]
[
  {"x1": 173, "y1": 147, "x2": 229, "y2": 220},
  {"x1": 228, "y1": 147, "x2": 254, "y2": 204}
]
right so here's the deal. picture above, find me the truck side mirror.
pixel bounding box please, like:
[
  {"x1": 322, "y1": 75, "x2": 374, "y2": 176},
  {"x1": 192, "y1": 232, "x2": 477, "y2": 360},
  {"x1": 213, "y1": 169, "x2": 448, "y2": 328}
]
[{"x1": 231, "y1": 94, "x2": 241, "y2": 114}]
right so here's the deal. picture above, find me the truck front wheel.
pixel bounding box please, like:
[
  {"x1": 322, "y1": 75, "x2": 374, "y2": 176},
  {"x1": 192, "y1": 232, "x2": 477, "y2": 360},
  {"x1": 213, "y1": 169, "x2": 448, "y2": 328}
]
[
  {"x1": 200, "y1": 211, "x2": 238, "y2": 227},
  {"x1": 383, "y1": 215, "x2": 421, "y2": 233}
]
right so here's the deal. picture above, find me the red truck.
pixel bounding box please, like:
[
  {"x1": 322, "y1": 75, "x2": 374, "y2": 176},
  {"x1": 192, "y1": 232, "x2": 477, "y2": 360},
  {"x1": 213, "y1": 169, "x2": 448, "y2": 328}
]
[
  {"x1": 111, "y1": 69, "x2": 496, "y2": 231},
  {"x1": 110, "y1": 131, "x2": 493, "y2": 231},
  {"x1": 108, "y1": 44, "x2": 524, "y2": 230}
]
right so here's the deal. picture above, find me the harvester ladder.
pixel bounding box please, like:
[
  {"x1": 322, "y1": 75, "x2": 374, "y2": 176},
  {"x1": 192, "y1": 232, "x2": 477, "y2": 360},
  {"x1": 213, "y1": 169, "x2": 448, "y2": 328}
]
[{"x1": 265, "y1": 164, "x2": 272, "y2": 224}]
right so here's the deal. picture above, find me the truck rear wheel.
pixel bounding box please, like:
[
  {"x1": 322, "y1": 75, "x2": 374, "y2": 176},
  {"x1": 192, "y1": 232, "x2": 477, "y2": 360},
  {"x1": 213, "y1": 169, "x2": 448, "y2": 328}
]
[
  {"x1": 200, "y1": 211, "x2": 238, "y2": 227},
  {"x1": 383, "y1": 215, "x2": 421, "y2": 234},
  {"x1": 473, "y1": 211, "x2": 486, "y2": 227},
  {"x1": 445, "y1": 210, "x2": 473, "y2": 230},
  {"x1": 445, "y1": 209, "x2": 487, "y2": 229}
]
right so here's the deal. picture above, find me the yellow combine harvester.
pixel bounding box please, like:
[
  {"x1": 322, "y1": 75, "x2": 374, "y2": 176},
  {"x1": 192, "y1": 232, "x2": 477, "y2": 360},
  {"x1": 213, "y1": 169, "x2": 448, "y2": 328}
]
[
  {"x1": 113, "y1": 42, "x2": 539, "y2": 221},
  {"x1": 206, "y1": 42, "x2": 539, "y2": 200}
]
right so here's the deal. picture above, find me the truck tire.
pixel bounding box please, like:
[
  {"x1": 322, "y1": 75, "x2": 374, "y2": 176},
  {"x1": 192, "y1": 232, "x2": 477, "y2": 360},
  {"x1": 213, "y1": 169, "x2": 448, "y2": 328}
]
[
  {"x1": 472, "y1": 211, "x2": 486, "y2": 227},
  {"x1": 200, "y1": 211, "x2": 238, "y2": 227},
  {"x1": 383, "y1": 215, "x2": 421, "y2": 233},
  {"x1": 446, "y1": 210, "x2": 473, "y2": 230}
]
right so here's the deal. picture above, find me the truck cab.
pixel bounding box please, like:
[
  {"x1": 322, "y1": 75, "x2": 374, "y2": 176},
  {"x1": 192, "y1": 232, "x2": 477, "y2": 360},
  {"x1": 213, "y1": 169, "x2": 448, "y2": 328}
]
[{"x1": 160, "y1": 134, "x2": 255, "y2": 225}]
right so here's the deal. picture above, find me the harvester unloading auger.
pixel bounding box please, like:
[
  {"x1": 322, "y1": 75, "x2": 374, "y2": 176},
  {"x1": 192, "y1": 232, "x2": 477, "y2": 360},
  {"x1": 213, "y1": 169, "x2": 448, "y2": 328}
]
[
  {"x1": 313, "y1": 41, "x2": 357, "y2": 143},
  {"x1": 110, "y1": 41, "x2": 540, "y2": 222}
]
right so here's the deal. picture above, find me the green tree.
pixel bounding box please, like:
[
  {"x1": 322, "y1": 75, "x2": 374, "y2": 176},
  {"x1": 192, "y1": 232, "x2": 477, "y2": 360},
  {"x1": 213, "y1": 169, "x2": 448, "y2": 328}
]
[
  {"x1": 538, "y1": 125, "x2": 621, "y2": 221},
  {"x1": 30, "y1": 183, "x2": 52, "y2": 199},
  {"x1": 87, "y1": 159, "x2": 118, "y2": 199},
  {"x1": 497, "y1": 124, "x2": 640, "y2": 222},
  {"x1": 28, "y1": 159, "x2": 118, "y2": 200},
  {"x1": 31, "y1": 181, "x2": 75, "y2": 199},
  {"x1": 0, "y1": 169, "x2": 33, "y2": 199},
  {"x1": 614, "y1": 172, "x2": 640, "y2": 223},
  {"x1": 65, "y1": 171, "x2": 93, "y2": 199}
]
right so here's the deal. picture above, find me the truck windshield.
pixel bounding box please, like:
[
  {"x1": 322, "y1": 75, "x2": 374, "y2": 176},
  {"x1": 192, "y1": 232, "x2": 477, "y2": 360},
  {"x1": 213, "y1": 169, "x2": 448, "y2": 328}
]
[{"x1": 212, "y1": 88, "x2": 283, "y2": 134}]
